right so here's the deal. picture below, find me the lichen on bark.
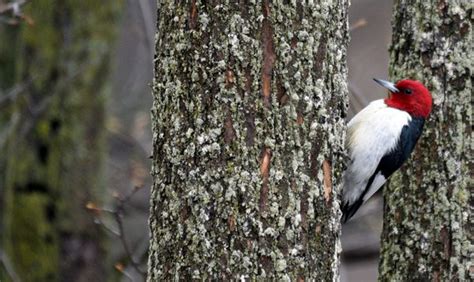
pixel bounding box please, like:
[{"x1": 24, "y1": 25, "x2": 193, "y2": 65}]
[
  {"x1": 379, "y1": 0, "x2": 473, "y2": 281},
  {"x1": 148, "y1": 1, "x2": 349, "y2": 280}
]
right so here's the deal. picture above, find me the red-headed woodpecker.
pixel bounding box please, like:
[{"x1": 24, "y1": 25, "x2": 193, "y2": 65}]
[{"x1": 341, "y1": 78, "x2": 432, "y2": 223}]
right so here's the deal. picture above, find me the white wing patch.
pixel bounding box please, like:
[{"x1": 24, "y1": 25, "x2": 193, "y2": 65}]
[{"x1": 342, "y1": 100, "x2": 411, "y2": 205}]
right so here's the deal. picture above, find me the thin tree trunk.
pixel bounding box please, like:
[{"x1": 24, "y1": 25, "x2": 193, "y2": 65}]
[
  {"x1": 148, "y1": 1, "x2": 349, "y2": 280},
  {"x1": 0, "y1": 1, "x2": 122, "y2": 281},
  {"x1": 380, "y1": 1, "x2": 472, "y2": 281}
]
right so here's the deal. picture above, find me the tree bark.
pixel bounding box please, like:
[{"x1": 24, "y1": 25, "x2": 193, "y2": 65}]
[
  {"x1": 0, "y1": 1, "x2": 122, "y2": 281},
  {"x1": 380, "y1": 1, "x2": 472, "y2": 281},
  {"x1": 148, "y1": 1, "x2": 348, "y2": 280}
]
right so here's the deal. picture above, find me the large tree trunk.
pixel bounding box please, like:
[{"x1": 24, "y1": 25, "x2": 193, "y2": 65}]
[
  {"x1": 380, "y1": 1, "x2": 472, "y2": 281},
  {"x1": 148, "y1": 1, "x2": 348, "y2": 280},
  {"x1": 0, "y1": 1, "x2": 122, "y2": 281}
]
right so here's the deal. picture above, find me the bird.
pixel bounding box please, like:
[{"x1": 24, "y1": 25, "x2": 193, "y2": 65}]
[{"x1": 341, "y1": 78, "x2": 433, "y2": 223}]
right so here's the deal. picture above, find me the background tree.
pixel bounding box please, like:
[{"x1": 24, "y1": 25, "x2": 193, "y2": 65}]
[
  {"x1": 380, "y1": 0, "x2": 472, "y2": 280},
  {"x1": 0, "y1": 1, "x2": 122, "y2": 281},
  {"x1": 148, "y1": 1, "x2": 348, "y2": 280}
]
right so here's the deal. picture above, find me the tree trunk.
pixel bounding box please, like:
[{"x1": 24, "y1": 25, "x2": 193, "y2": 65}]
[
  {"x1": 148, "y1": 1, "x2": 348, "y2": 280},
  {"x1": 380, "y1": 1, "x2": 472, "y2": 281},
  {"x1": 0, "y1": 1, "x2": 122, "y2": 281}
]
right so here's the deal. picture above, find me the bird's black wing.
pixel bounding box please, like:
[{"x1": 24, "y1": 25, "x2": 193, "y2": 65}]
[{"x1": 342, "y1": 117, "x2": 425, "y2": 223}]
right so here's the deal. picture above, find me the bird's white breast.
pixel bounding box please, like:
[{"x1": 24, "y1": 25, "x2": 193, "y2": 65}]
[{"x1": 343, "y1": 99, "x2": 411, "y2": 205}]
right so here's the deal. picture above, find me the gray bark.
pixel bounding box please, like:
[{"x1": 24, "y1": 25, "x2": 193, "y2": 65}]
[
  {"x1": 380, "y1": 0, "x2": 473, "y2": 281},
  {"x1": 148, "y1": 1, "x2": 349, "y2": 280}
]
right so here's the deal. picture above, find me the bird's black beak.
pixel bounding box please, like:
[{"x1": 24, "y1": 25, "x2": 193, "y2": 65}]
[{"x1": 373, "y1": 78, "x2": 399, "y2": 93}]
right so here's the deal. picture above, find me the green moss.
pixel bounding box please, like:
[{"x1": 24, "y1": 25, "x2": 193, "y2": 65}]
[
  {"x1": 1, "y1": 1, "x2": 123, "y2": 281},
  {"x1": 8, "y1": 194, "x2": 58, "y2": 281},
  {"x1": 0, "y1": 26, "x2": 20, "y2": 89}
]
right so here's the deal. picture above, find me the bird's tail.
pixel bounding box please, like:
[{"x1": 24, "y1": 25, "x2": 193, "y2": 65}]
[{"x1": 341, "y1": 198, "x2": 364, "y2": 223}]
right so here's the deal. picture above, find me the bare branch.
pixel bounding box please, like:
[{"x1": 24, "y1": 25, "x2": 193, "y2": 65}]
[
  {"x1": 113, "y1": 187, "x2": 146, "y2": 275},
  {"x1": 93, "y1": 218, "x2": 121, "y2": 237},
  {"x1": 85, "y1": 186, "x2": 147, "y2": 278},
  {"x1": 115, "y1": 263, "x2": 135, "y2": 282}
]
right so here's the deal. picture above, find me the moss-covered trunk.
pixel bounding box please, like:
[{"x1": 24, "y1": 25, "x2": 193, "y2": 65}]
[
  {"x1": 380, "y1": 1, "x2": 472, "y2": 281},
  {"x1": 0, "y1": 1, "x2": 122, "y2": 281},
  {"x1": 148, "y1": 1, "x2": 349, "y2": 280}
]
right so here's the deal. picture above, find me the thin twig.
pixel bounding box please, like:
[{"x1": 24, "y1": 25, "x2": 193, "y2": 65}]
[
  {"x1": 114, "y1": 211, "x2": 144, "y2": 275},
  {"x1": 115, "y1": 263, "x2": 135, "y2": 282},
  {"x1": 93, "y1": 217, "x2": 120, "y2": 237},
  {"x1": 86, "y1": 186, "x2": 146, "y2": 277},
  {"x1": 118, "y1": 186, "x2": 142, "y2": 205},
  {"x1": 105, "y1": 128, "x2": 151, "y2": 164},
  {"x1": 114, "y1": 187, "x2": 146, "y2": 275}
]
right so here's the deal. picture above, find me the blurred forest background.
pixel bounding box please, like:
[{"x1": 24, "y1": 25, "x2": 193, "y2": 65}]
[{"x1": 0, "y1": 0, "x2": 393, "y2": 281}]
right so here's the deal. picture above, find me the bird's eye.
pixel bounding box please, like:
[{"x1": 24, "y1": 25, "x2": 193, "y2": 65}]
[{"x1": 404, "y1": 88, "x2": 412, "y2": 94}]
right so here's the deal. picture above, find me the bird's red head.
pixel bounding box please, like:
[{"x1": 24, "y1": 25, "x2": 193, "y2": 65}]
[{"x1": 374, "y1": 78, "x2": 432, "y2": 118}]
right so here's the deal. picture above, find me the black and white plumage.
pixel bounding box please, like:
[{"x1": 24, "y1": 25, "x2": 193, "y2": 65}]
[{"x1": 341, "y1": 79, "x2": 432, "y2": 223}]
